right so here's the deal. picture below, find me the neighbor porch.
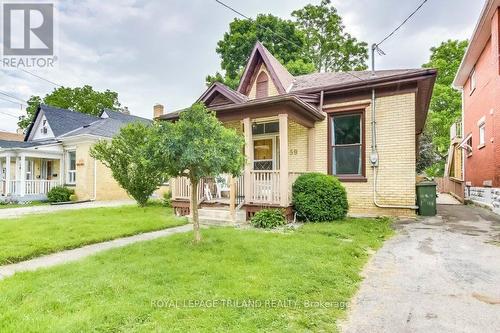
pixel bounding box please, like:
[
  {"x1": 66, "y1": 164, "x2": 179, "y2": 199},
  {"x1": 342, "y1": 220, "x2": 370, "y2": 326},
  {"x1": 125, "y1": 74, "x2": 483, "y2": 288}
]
[{"x1": 0, "y1": 150, "x2": 64, "y2": 201}]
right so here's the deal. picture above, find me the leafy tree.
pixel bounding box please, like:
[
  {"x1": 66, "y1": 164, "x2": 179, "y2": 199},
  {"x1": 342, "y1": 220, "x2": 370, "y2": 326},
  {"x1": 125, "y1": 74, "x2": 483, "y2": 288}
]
[
  {"x1": 90, "y1": 122, "x2": 165, "y2": 207},
  {"x1": 292, "y1": 0, "x2": 368, "y2": 72},
  {"x1": 206, "y1": 14, "x2": 311, "y2": 88},
  {"x1": 421, "y1": 40, "x2": 468, "y2": 175},
  {"x1": 18, "y1": 85, "x2": 123, "y2": 129},
  {"x1": 157, "y1": 103, "x2": 245, "y2": 242}
]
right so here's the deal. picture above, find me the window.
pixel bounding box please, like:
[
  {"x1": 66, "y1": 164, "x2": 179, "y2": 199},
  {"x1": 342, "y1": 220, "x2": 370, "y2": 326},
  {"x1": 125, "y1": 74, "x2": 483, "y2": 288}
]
[
  {"x1": 255, "y1": 71, "x2": 269, "y2": 98},
  {"x1": 252, "y1": 121, "x2": 279, "y2": 135},
  {"x1": 469, "y1": 68, "x2": 476, "y2": 94},
  {"x1": 330, "y1": 113, "x2": 364, "y2": 178},
  {"x1": 25, "y1": 159, "x2": 34, "y2": 180},
  {"x1": 479, "y1": 123, "x2": 485, "y2": 147},
  {"x1": 67, "y1": 151, "x2": 76, "y2": 184}
]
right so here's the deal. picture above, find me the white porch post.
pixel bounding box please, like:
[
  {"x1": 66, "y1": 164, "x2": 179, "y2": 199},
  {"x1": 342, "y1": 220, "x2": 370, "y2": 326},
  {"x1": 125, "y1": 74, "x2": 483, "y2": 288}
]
[
  {"x1": 243, "y1": 117, "x2": 253, "y2": 203},
  {"x1": 5, "y1": 155, "x2": 11, "y2": 194},
  {"x1": 279, "y1": 114, "x2": 289, "y2": 206},
  {"x1": 20, "y1": 154, "x2": 26, "y2": 196}
]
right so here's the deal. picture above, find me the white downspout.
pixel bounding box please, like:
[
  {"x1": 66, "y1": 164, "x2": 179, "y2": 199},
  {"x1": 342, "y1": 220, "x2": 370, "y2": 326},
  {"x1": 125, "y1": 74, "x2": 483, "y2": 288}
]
[{"x1": 370, "y1": 44, "x2": 419, "y2": 210}]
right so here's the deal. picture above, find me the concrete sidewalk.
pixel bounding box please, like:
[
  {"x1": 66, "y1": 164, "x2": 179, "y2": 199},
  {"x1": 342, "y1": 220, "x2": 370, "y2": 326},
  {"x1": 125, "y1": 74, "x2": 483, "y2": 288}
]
[
  {"x1": 0, "y1": 224, "x2": 192, "y2": 280},
  {"x1": 0, "y1": 200, "x2": 136, "y2": 219}
]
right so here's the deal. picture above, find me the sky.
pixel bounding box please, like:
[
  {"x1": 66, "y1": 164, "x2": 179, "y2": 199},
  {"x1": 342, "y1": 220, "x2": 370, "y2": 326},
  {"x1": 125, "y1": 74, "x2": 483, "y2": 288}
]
[{"x1": 0, "y1": 0, "x2": 485, "y2": 132}]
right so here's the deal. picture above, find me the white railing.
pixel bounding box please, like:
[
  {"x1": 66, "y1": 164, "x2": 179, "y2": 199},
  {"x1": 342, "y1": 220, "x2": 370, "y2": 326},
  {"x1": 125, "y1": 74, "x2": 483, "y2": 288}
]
[
  {"x1": 0, "y1": 180, "x2": 60, "y2": 196},
  {"x1": 250, "y1": 170, "x2": 280, "y2": 204},
  {"x1": 25, "y1": 180, "x2": 60, "y2": 195},
  {"x1": 173, "y1": 177, "x2": 191, "y2": 200}
]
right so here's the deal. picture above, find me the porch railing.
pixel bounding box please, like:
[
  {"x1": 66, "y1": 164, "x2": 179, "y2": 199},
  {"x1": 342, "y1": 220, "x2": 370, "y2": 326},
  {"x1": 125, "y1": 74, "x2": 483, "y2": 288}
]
[
  {"x1": 1, "y1": 180, "x2": 60, "y2": 196},
  {"x1": 172, "y1": 171, "x2": 306, "y2": 206},
  {"x1": 250, "y1": 170, "x2": 281, "y2": 204}
]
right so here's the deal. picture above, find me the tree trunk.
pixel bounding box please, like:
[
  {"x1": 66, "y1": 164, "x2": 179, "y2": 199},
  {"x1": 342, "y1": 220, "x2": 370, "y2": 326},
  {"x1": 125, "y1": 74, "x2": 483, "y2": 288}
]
[{"x1": 190, "y1": 179, "x2": 201, "y2": 243}]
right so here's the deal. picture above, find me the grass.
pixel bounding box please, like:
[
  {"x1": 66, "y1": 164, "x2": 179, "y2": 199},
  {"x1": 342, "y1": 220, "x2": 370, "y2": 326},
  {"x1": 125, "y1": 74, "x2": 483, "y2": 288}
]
[
  {"x1": 0, "y1": 204, "x2": 187, "y2": 265},
  {"x1": 0, "y1": 218, "x2": 393, "y2": 332}
]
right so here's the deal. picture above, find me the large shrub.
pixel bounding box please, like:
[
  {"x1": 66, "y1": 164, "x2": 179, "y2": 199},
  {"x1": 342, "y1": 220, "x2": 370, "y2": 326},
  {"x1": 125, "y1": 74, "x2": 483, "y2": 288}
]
[
  {"x1": 251, "y1": 209, "x2": 286, "y2": 229},
  {"x1": 292, "y1": 173, "x2": 348, "y2": 222},
  {"x1": 47, "y1": 186, "x2": 74, "y2": 203}
]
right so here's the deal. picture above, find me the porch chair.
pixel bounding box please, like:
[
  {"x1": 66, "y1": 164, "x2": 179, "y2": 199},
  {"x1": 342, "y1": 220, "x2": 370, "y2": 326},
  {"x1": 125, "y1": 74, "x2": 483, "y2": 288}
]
[{"x1": 215, "y1": 175, "x2": 230, "y2": 199}]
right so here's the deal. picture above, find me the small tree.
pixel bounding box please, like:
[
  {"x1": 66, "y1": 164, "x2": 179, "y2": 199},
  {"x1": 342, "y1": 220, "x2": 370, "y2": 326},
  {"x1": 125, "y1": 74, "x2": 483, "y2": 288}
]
[
  {"x1": 90, "y1": 122, "x2": 165, "y2": 206},
  {"x1": 157, "y1": 103, "x2": 245, "y2": 242}
]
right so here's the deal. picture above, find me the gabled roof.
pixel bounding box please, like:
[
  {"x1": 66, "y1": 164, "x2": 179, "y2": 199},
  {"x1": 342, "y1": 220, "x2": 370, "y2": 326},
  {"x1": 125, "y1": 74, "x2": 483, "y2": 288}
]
[
  {"x1": 237, "y1": 41, "x2": 294, "y2": 95},
  {"x1": 0, "y1": 140, "x2": 44, "y2": 149},
  {"x1": 25, "y1": 105, "x2": 99, "y2": 140},
  {"x1": 100, "y1": 108, "x2": 150, "y2": 123},
  {"x1": 197, "y1": 82, "x2": 248, "y2": 106},
  {"x1": 453, "y1": 0, "x2": 500, "y2": 87}
]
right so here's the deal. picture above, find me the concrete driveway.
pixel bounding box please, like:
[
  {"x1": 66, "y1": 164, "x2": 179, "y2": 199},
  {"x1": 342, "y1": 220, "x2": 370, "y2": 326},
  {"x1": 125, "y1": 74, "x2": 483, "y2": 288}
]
[{"x1": 341, "y1": 204, "x2": 500, "y2": 333}]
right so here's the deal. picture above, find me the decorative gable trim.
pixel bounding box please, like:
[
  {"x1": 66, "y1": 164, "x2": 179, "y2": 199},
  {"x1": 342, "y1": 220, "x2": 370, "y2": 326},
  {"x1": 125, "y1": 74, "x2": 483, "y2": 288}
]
[
  {"x1": 28, "y1": 110, "x2": 55, "y2": 141},
  {"x1": 237, "y1": 42, "x2": 293, "y2": 96},
  {"x1": 197, "y1": 82, "x2": 247, "y2": 107}
]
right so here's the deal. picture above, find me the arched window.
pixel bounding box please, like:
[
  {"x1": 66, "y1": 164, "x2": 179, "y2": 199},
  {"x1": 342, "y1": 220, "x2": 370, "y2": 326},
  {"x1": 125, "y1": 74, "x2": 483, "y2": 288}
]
[{"x1": 256, "y1": 71, "x2": 269, "y2": 98}]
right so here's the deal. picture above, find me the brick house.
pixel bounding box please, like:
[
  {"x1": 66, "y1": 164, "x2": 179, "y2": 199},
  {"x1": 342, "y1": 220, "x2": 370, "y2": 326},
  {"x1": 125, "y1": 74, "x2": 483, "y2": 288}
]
[
  {"x1": 0, "y1": 105, "x2": 168, "y2": 202},
  {"x1": 159, "y1": 42, "x2": 436, "y2": 220},
  {"x1": 454, "y1": 0, "x2": 500, "y2": 188}
]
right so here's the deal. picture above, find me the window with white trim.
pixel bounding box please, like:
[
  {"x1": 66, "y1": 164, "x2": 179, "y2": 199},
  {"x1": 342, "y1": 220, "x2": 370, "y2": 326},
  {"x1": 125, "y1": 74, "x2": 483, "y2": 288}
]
[
  {"x1": 479, "y1": 123, "x2": 485, "y2": 146},
  {"x1": 331, "y1": 113, "x2": 363, "y2": 176},
  {"x1": 469, "y1": 68, "x2": 476, "y2": 94},
  {"x1": 67, "y1": 151, "x2": 76, "y2": 184}
]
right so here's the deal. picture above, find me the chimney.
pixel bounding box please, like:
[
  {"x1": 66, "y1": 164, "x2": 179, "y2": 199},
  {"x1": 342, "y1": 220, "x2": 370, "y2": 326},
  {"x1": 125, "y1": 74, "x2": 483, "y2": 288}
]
[{"x1": 153, "y1": 104, "x2": 164, "y2": 119}]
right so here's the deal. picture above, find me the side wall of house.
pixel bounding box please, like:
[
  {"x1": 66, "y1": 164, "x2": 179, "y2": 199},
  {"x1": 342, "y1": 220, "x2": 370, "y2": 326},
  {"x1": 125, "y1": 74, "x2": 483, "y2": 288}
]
[
  {"x1": 72, "y1": 141, "x2": 168, "y2": 201},
  {"x1": 463, "y1": 8, "x2": 500, "y2": 187},
  {"x1": 315, "y1": 92, "x2": 417, "y2": 217}
]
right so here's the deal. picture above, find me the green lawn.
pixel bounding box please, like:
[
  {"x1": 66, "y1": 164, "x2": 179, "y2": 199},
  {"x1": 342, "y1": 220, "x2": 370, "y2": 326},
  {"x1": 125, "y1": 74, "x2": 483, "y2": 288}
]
[
  {"x1": 0, "y1": 218, "x2": 393, "y2": 332},
  {"x1": 0, "y1": 204, "x2": 186, "y2": 265},
  {"x1": 0, "y1": 201, "x2": 48, "y2": 209}
]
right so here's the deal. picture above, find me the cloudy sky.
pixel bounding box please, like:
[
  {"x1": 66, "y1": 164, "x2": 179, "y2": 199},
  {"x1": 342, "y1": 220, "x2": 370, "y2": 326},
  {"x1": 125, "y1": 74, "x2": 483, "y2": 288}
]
[{"x1": 0, "y1": 0, "x2": 484, "y2": 132}]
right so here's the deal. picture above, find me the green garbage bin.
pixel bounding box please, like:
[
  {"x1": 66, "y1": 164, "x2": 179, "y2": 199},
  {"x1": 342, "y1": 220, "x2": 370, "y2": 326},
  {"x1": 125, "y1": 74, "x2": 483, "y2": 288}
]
[{"x1": 416, "y1": 181, "x2": 437, "y2": 216}]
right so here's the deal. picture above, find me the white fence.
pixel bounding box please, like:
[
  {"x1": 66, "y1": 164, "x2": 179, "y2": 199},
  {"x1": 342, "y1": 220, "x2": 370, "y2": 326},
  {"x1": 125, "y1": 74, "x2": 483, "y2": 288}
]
[{"x1": 466, "y1": 187, "x2": 500, "y2": 215}]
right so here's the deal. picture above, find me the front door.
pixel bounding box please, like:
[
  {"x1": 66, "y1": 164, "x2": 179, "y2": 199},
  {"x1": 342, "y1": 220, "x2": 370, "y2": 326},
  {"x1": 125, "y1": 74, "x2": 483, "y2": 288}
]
[
  {"x1": 41, "y1": 160, "x2": 53, "y2": 180},
  {"x1": 253, "y1": 136, "x2": 280, "y2": 170}
]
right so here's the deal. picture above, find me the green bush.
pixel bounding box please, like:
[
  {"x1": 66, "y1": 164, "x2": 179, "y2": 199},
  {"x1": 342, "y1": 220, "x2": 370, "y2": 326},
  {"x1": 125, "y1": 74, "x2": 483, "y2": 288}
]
[
  {"x1": 292, "y1": 173, "x2": 348, "y2": 222},
  {"x1": 47, "y1": 186, "x2": 74, "y2": 203},
  {"x1": 251, "y1": 209, "x2": 286, "y2": 229},
  {"x1": 162, "y1": 190, "x2": 172, "y2": 207},
  {"x1": 69, "y1": 194, "x2": 78, "y2": 202}
]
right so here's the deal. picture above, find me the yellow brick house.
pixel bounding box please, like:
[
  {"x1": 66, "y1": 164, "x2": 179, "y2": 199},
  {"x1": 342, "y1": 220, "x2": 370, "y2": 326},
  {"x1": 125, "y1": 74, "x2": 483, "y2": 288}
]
[
  {"x1": 0, "y1": 105, "x2": 163, "y2": 202},
  {"x1": 160, "y1": 42, "x2": 436, "y2": 219}
]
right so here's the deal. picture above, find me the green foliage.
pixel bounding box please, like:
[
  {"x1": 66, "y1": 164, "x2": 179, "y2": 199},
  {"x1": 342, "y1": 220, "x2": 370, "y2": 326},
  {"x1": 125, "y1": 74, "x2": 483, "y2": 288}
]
[
  {"x1": 421, "y1": 40, "x2": 468, "y2": 175},
  {"x1": 416, "y1": 132, "x2": 440, "y2": 174},
  {"x1": 292, "y1": 173, "x2": 348, "y2": 222},
  {"x1": 47, "y1": 186, "x2": 74, "y2": 203},
  {"x1": 90, "y1": 122, "x2": 165, "y2": 207},
  {"x1": 162, "y1": 190, "x2": 172, "y2": 208},
  {"x1": 0, "y1": 219, "x2": 392, "y2": 332},
  {"x1": 156, "y1": 103, "x2": 245, "y2": 241},
  {"x1": 251, "y1": 209, "x2": 286, "y2": 229},
  {"x1": 292, "y1": 0, "x2": 368, "y2": 72},
  {"x1": 207, "y1": 1, "x2": 368, "y2": 87},
  {"x1": 18, "y1": 85, "x2": 123, "y2": 129}
]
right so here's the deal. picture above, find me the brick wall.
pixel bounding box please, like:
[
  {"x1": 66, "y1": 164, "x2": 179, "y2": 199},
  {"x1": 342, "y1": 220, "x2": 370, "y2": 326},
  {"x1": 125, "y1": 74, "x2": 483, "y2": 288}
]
[
  {"x1": 247, "y1": 64, "x2": 279, "y2": 99},
  {"x1": 462, "y1": 8, "x2": 500, "y2": 187},
  {"x1": 288, "y1": 120, "x2": 308, "y2": 172}
]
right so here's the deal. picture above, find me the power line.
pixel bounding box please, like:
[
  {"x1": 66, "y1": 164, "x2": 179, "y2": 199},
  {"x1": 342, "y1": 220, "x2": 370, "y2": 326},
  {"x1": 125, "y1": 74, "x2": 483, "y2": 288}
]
[
  {"x1": 0, "y1": 95, "x2": 27, "y2": 107},
  {"x1": 214, "y1": 0, "x2": 303, "y2": 50},
  {"x1": 0, "y1": 108, "x2": 22, "y2": 119},
  {"x1": 375, "y1": 0, "x2": 429, "y2": 47},
  {"x1": 18, "y1": 68, "x2": 62, "y2": 87},
  {"x1": 0, "y1": 90, "x2": 27, "y2": 103}
]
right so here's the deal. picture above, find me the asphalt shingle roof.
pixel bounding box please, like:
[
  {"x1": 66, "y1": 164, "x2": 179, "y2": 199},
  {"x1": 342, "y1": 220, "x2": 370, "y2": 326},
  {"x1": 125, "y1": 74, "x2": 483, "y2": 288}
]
[
  {"x1": 0, "y1": 140, "x2": 44, "y2": 148},
  {"x1": 41, "y1": 105, "x2": 100, "y2": 137}
]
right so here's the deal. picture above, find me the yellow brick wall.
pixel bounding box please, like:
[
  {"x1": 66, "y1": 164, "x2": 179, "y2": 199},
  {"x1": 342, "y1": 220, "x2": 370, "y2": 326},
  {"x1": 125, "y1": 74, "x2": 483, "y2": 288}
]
[
  {"x1": 317, "y1": 93, "x2": 417, "y2": 217},
  {"x1": 288, "y1": 120, "x2": 308, "y2": 172},
  {"x1": 224, "y1": 120, "x2": 243, "y2": 134},
  {"x1": 72, "y1": 141, "x2": 168, "y2": 202},
  {"x1": 247, "y1": 64, "x2": 279, "y2": 99}
]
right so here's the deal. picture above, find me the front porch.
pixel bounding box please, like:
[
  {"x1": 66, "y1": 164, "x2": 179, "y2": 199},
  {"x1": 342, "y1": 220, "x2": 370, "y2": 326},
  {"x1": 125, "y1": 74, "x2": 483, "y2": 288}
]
[
  {"x1": 0, "y1": 152, "x2": 63, "y2": 201},
  {"x1": 171, "y1": 113, "x2": 314, "y2": 221}
]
